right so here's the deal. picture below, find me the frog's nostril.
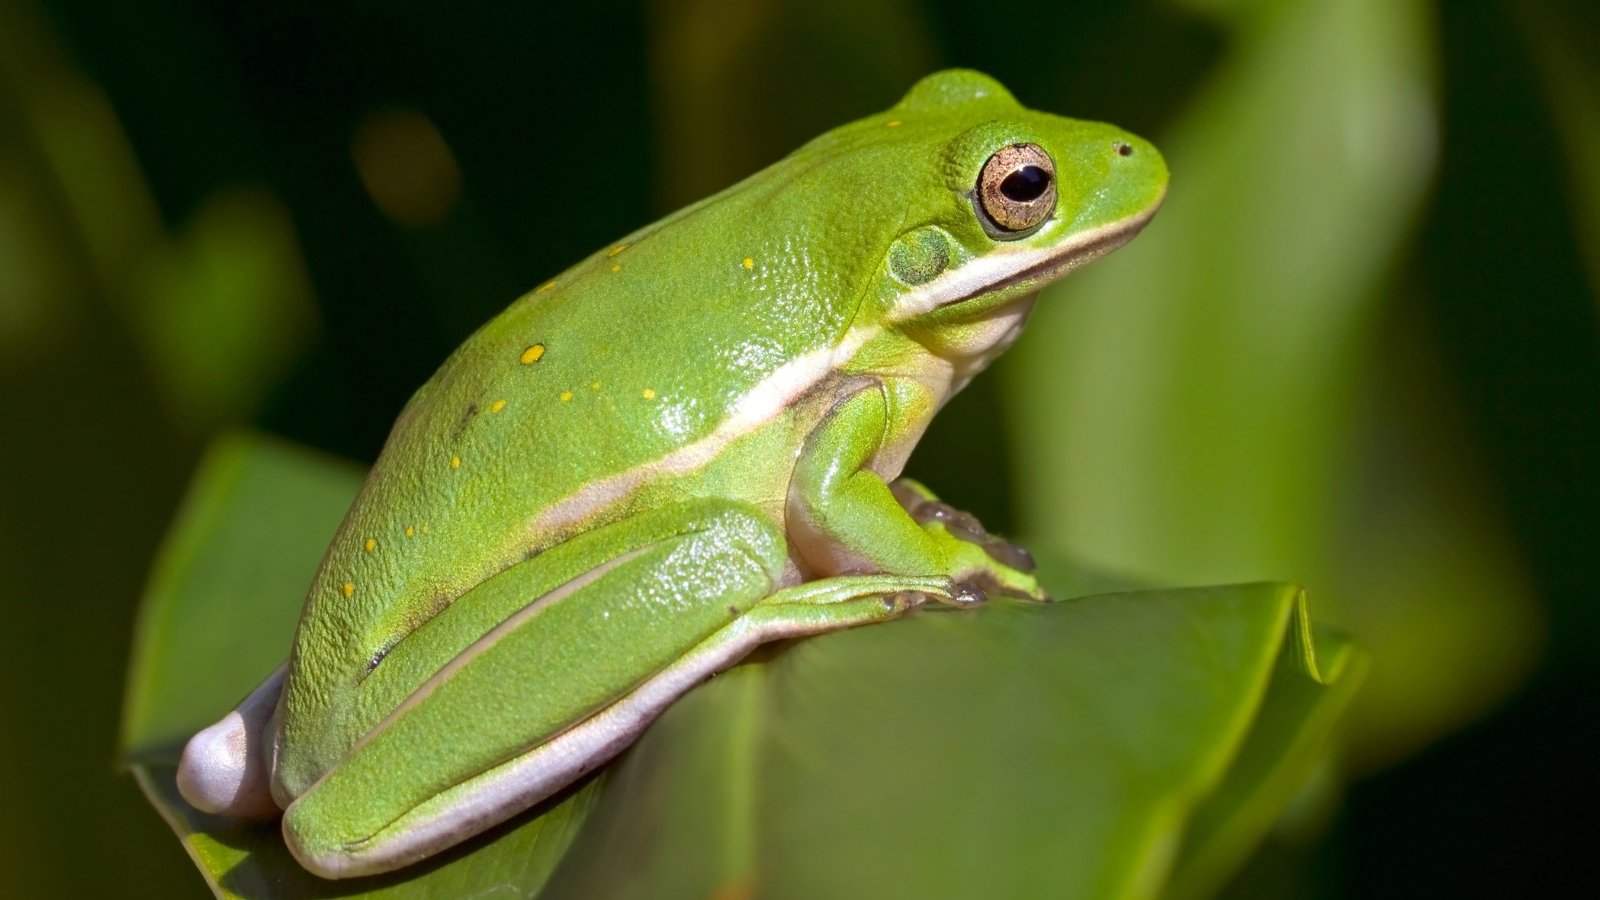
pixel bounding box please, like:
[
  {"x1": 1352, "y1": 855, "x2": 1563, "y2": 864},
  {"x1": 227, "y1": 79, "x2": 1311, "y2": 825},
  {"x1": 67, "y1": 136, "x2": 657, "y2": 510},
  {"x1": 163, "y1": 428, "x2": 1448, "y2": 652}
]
[{"x1": 1114, "y1": 141, "x2": 1134, "y2": 157}]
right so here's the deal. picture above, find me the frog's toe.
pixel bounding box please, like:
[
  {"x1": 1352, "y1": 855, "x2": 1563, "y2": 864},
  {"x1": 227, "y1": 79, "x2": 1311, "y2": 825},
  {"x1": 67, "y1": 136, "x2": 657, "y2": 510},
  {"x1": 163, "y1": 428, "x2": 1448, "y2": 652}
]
[
  {"x1": 949, "y1": 581, "x2": 990, "y2": 607},
  {"x1": 973, "y1": 567, "x2": 1050, "y2": 602},
  {"x1": 888, "y1": 478, "x2": 940, "y2": 515},
  {"x1": 981, "y1": 536, "x2": 1037, "y2": 573},
  {"x1": 894, "y1": 483, "x2": 1042, "y2": 582},
  {"x1": 892, "y1": 483, "x2": 992, "y2": 544},
  {"x1": 940, "y1": 538, "x2": 1041, "y2": 600}
]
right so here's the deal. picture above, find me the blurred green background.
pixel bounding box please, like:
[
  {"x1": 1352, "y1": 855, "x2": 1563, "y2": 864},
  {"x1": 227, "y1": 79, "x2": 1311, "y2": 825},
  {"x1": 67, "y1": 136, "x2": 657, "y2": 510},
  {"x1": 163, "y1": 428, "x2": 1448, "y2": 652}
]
[{"x1": 1, "y1": 0, "x2": 1595, "y2": 896}]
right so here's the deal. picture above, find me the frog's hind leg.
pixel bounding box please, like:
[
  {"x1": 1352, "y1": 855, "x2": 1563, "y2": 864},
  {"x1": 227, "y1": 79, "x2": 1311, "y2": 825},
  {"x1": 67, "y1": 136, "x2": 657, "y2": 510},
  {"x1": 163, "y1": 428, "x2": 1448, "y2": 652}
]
[
  {"x1": 176, "y1": 663, "x2": 286, "y2": 819},
  {"x1": 281, "y1": 499, "x2": 961, "y2": 878},
  {"x1": 280, "y1": 500, "x2": 788, "y2": 877}
]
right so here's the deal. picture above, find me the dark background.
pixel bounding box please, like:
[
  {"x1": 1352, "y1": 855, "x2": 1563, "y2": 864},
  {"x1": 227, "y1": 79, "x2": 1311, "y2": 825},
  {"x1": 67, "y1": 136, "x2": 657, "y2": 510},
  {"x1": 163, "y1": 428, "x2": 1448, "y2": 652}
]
[{"x1": 0, "y1": 0, "x2": 1594, "y2": 896}]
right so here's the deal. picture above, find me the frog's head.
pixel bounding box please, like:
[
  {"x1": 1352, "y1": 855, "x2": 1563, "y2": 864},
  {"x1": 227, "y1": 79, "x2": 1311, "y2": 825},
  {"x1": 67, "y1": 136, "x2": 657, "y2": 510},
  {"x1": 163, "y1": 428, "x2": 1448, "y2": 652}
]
[{"x1": 799, "y1": 69, "x2": 1167, "y2": 385}]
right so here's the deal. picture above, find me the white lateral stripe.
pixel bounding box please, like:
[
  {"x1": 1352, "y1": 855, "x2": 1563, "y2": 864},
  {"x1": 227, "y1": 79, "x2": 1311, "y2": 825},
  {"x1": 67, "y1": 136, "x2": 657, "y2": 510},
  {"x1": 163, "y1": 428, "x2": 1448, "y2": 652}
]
[
  {"x1": 522, "y1": 325, "x2": 880, "y2": 538},
  {"x1": 885, "y1": 211, "x2": 1153, "y2": 322}
]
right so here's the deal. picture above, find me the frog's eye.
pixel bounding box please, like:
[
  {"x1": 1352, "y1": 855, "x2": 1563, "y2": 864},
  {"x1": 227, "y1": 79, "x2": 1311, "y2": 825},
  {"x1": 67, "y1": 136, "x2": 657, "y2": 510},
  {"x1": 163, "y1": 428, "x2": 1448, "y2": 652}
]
[{"x1": 975, "y1": 143, "x2": 1056, "y2": 238}]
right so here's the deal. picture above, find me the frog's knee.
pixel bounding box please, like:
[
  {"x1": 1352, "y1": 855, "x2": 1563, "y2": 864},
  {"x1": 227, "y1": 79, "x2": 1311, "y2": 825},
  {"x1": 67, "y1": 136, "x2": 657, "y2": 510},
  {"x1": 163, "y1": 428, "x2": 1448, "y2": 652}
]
[{"x1": 176, "y1": 665, "x2": 285, "y2": 820}]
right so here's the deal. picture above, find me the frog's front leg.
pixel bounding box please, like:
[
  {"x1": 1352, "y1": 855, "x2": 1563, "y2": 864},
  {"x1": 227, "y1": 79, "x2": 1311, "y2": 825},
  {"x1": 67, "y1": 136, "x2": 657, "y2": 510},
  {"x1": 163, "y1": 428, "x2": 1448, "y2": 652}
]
[
  {"x1": 789, "y1": 381, "x2": 1047, "y2": 601},
  {"x1": 888, "y1": 477, "x2": 1040, "y2": 582},
  {"x1": 279, "y1": 501, "x2": 956, "y2": 879}
]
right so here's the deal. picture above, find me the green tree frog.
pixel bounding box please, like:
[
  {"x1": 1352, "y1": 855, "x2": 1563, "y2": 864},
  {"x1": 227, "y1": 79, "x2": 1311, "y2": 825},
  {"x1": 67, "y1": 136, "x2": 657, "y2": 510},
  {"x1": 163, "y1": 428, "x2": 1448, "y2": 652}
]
[{"x1": 176, "y1": 69, "x2": 1167, "y2": 879}]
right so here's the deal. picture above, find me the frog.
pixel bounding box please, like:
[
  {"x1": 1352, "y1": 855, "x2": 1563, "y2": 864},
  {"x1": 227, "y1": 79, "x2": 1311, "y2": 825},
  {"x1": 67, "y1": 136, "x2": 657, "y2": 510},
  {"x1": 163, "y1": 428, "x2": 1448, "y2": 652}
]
[{"x1": 175, "y1": 69, "x2": 1168, "y2": 879}]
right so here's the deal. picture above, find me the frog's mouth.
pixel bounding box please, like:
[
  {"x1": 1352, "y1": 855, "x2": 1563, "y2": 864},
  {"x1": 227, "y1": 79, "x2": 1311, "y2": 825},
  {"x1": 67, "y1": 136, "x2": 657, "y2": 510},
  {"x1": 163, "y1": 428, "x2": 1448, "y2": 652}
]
[
  {"x1": 971, "y1": 207, "x2": 1160, "y2": 301},
  {"x1": 898, "y1": 199, "x2": 1162, "y2": 322},
  {"x1": 966, "y1": 209, "x2": 1163, "y2": 311}
]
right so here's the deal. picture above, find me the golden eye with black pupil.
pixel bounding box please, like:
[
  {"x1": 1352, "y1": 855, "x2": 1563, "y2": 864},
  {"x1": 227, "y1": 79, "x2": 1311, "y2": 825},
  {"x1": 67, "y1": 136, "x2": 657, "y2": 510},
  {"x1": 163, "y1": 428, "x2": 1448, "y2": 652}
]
[{"x1": 976, "y1": 143, "x2": 1056, "y2": 238}]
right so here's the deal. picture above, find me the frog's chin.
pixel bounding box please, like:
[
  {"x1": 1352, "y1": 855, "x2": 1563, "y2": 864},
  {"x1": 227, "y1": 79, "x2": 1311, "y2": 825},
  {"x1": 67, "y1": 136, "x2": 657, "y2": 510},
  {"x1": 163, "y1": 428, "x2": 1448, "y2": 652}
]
[{"x1": 943, "y1": 291, "x2": 1039, "y2": 392}]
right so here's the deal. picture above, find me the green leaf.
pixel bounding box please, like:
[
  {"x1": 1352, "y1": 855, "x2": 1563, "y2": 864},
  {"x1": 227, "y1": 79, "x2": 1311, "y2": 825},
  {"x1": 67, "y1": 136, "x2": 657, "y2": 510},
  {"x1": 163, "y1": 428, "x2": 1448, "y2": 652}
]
[
  {"x1": 120, "y1": 432, "x2": 363, "y2": 758},
  {"x1": 133, "y1": 766, "x2": 602, "y2": 900},
  {"x1": 1164, "y1": 621, "x2": 1368, "y2": 900},
  {"x1": 133, "y1": 190, "x2": 319, "y2": 430},
  {"x1": 126, "y1": 434, "x2": 1354, "y2": 898},
  {"x1": 543, "y1": 584, "x2": 1325, "y2": 900}
]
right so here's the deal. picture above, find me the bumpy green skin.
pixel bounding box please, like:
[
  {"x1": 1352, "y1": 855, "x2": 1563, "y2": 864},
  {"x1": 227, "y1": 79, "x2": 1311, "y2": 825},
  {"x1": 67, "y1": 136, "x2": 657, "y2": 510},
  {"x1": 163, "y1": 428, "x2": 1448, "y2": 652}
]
[{"x1": 188, "y1": 69, "x2": 1166, "y2": 877}]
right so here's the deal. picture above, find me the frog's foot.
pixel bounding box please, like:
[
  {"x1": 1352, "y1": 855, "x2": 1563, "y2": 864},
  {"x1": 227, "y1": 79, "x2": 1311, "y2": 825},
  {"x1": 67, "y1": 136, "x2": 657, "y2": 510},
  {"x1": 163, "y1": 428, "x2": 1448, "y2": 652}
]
[
  {"x1": 177, "y1": 664, "x2": 286, "y2": 820},
  {"x1": 889, "y1": 478, "x2": 1046, "y2": 601}
]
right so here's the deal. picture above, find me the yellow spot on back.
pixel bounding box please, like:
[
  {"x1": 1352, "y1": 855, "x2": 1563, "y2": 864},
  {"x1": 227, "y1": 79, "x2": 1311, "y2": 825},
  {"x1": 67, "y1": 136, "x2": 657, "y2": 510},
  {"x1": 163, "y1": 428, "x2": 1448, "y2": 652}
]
[
  {"x1": 420, "y1": 524, "x2": 430, "y2": 534},
  {"x1": 741, "y1": 257, "x2": 754, "y2": 270},
  {"x1": 560, "y1": 390, "x2": 574, "y2": 402},
  {"x1": 607, "y1": 243, "x2": 629, "y2": 257},
  {"x1": 520, "y1": 344, "x2": 546, "y2": 364},
  {"x1": 886, "y1": 119, "x2": 902, "y2": 127},
  {"x1": 363, "y1": 538, "x2": 377, "y2": 553},
  {"x1": 490, "y1": 399, "x2": 506, "y2": 413},
  {"x1": 590, "y1": 381, "x2": 601, "y2": 390},
  {"x1": 341, "y1": 582, "x2": 355, "y2": 597},
  {"x1": 450, "y1": 455, "x2": 462, "y2": 469},
  {"x1": 405, "y1": 526, "x2": 415, "y2": 538},
  {"x1": 610, "y1": 263, "x2": 622, "y2": 273},
  {"x1": 536, "y1": 280, "x2": 557, "y2": 293},
  {"x1": 642, "y1": 388, "x2": 656, "y2": 399}
]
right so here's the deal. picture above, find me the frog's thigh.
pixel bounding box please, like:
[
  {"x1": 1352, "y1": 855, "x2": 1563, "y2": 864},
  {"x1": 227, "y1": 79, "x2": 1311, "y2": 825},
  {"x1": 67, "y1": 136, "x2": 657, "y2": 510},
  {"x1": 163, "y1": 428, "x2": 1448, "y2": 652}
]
[
  {"x1": 282, "y1": 501, "x2": 788, "y2": 879},
  {"x1": 350, "y1": 499, "x2": 783, "y2": 712}
]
